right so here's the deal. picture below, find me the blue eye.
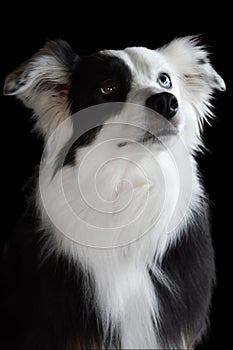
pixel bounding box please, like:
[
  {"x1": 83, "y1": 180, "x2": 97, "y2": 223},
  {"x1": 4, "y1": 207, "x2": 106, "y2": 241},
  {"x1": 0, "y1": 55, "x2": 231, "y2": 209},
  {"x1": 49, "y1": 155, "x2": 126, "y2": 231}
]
[{"x1": 158, "y1": 73, "x2": 172, "y2": 89}]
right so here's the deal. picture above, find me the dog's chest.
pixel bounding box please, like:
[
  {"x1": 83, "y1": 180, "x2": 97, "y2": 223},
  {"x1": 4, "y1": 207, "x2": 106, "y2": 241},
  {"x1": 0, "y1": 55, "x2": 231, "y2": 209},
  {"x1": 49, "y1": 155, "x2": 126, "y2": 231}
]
[
  {"x1": 40, "y1": 142, "x2": 196, "y2": 251},
  {"x1": 39, "y1": 143, "x2": 201, "y2": 348}
]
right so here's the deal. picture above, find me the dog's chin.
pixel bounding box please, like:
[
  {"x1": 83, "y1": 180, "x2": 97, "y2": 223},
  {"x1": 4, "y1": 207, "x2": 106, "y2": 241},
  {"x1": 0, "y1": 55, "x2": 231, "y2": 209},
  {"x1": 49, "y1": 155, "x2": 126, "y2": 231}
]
[{"x1": 139, "y1": 125, "x2": 179, "y2": 149}]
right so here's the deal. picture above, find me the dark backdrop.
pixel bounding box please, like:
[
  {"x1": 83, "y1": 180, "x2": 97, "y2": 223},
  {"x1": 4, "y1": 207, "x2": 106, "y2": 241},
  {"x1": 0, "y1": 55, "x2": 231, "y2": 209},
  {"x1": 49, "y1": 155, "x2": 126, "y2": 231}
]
[{"x1": 0, "y1": 6, "x2": 231, "y2": 349}]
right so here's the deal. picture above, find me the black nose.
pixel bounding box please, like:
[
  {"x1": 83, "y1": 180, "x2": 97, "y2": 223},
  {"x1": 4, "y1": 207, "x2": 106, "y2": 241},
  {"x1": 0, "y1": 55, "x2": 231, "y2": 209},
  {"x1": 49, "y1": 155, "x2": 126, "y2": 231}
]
[{"x1": 146, "y1": 92, "x2": 178, "y2": 120}]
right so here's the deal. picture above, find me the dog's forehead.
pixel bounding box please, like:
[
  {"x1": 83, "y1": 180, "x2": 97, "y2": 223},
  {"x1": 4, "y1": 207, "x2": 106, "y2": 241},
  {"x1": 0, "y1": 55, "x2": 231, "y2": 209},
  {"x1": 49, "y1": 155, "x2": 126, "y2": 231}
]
[{"x1": 100, "y1": 47, "x2": 164, "y2": 74}]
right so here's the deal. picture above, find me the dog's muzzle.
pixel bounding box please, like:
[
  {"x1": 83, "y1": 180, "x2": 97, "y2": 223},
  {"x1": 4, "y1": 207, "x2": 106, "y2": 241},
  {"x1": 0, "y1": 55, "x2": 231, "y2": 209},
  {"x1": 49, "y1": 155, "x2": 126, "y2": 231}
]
[{"x1": 146, "y1": 92, "x2": 178, "y2": 120}]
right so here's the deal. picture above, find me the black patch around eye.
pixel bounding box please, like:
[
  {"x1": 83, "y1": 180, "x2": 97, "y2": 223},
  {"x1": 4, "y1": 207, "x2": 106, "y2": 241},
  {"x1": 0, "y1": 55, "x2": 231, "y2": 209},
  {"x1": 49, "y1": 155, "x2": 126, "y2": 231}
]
[
  {"x1": 69, "y1": 53, "x2": 132, "y2": 114},
  {"x1": 59, "y1": 53, "x2": 133, "y2": 169}
]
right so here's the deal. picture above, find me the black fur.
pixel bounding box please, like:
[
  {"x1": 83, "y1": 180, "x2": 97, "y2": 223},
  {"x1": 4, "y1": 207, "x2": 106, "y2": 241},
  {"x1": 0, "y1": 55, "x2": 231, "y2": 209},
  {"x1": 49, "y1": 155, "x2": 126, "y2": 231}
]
[
  {"x1": 149, "y1": 204, "x2": 215, "y2": 348},
  {"x1": 4, "y1": 40, "x2": 76, "y2": 95},
  {"x1": 69, "y1": 53, "x2": 132, "y2": 114},
  {"x1": 0, "y1": 207, "x2": 119, "y2": 349},
  {"x1": 198, "y1": 58, "x2": 207, "y2": 65},
  {"x1": 0, "y1": 200, "x2": 214, "y2": 349},
  {"x1": 62, "y1": 53, "x2": 132, "y2": 167},
  {"x1": 63, "y1": 126, "x2": 102, "y2": 166}
]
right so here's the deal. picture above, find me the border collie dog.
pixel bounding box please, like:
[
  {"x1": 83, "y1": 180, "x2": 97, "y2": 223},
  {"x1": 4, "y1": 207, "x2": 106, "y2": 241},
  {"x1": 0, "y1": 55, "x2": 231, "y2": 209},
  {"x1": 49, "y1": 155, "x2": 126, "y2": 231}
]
[{"x1": 1, "y1": 37, "x2": 225, "y2": 349}]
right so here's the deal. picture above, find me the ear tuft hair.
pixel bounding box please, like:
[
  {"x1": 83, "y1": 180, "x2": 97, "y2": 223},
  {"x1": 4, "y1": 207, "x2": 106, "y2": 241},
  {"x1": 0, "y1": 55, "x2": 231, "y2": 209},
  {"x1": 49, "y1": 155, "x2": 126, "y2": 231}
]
[
  {"x1": 158, "y1": 36, "x2": 225, "y2": 150},
  {"x1": 159, "y1": 35, "x2": 225, "y2": 92},
  {"x1": 4, "y1": 40, "x2": 76, "y2": 96},
  {"x1": 3, "y1": 40, "x2": 78, "y2": 137}
]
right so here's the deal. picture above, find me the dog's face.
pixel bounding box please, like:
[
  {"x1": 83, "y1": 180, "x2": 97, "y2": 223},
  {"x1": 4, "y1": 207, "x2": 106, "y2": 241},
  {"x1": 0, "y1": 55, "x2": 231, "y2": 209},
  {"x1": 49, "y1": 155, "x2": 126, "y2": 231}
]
[
  {"x1": 4, "y1": 36, "x2": 225, "y2": 156},
  {"x1": 3, "y1": 37, "x2": 226, "y2": 249},
  {"x1": 67, "y1": 47, "x2": 182, "y2": 153}
]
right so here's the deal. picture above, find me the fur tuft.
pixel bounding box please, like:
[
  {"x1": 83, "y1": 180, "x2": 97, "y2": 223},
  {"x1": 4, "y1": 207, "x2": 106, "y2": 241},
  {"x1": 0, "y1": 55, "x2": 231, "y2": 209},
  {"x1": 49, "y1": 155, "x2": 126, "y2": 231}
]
[{"x1": 4, "y1": 40, "x2": 77, "y2": 137}]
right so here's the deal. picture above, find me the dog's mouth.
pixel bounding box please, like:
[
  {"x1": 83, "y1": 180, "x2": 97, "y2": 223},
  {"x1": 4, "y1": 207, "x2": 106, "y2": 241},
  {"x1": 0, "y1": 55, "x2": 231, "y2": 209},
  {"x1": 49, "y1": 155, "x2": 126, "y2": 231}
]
[
  {"x1": 139, "y1": 128, "x2": 178, "y2": 144},
  {"x1": 138, "y1": 106, "x2": 180, "y2": 145}
]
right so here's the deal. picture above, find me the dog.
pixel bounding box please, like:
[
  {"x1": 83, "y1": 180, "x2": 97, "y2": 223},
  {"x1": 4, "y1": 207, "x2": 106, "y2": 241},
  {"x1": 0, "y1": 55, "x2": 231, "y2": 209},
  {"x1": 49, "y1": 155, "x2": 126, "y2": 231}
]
[{"x1": 1, "y1": 36, "x2": 225, "y2": 349}]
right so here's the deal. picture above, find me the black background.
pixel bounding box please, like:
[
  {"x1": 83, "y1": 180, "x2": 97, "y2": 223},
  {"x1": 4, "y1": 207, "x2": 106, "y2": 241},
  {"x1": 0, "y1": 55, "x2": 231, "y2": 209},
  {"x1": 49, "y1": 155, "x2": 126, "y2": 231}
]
[{"x1": 0, "y1": 6, "x2": 231, "y2": 349}]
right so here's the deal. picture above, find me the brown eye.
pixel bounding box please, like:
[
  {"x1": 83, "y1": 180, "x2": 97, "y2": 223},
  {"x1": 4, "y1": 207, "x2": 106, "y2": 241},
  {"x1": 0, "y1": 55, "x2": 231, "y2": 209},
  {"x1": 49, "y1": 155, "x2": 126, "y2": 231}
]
[{"x1": 100, "y1": 80, "x2": 118, "y2": 95}]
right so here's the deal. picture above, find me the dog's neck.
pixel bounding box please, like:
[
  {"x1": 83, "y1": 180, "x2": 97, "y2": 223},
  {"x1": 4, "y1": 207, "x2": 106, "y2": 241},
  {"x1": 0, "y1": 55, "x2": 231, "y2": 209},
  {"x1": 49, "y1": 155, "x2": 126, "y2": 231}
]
[{"x1": 37, "y1": 139, "x2": 202, "y2": 348}]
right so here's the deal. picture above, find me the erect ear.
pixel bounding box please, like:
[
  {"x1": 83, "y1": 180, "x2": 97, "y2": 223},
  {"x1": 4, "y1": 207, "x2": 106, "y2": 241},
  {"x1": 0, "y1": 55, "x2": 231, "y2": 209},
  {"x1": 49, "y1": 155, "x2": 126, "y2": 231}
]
[
  {"x1": 4, "y1": 40, "x2": 78, "y2": 138},
  {"x1": 158, "y1": 36, "x2": 226, "y2": 132},
  {"x1": 159, "y1": 36, "x2": 226, "y2": 93},
  {"x1": 160, "y1": 36, "x2": 226, "y2": 100}
]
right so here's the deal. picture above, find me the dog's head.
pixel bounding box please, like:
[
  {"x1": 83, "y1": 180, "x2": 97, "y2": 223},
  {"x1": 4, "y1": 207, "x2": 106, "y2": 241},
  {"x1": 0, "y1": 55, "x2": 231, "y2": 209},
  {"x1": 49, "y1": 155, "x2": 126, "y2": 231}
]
[
  {"x1": 3, "y1": 38, "x2": 226, "y2": 248},
  {"x1": 4, "y1": 37, "x2": 225, "y2": 155}
]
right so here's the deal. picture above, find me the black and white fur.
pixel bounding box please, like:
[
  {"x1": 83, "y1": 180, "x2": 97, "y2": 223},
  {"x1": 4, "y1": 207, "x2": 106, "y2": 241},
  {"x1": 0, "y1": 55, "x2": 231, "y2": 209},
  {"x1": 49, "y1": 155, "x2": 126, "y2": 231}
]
[{"x1": 1, "y1": 37, "x2": 225, "y2": 349}]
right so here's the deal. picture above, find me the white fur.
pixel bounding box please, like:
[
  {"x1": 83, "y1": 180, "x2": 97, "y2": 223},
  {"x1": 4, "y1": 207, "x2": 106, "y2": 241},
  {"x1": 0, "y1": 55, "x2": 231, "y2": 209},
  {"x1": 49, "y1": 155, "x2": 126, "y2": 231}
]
[
  {"x1": 38, "y1": 38, "x2": 224, "y2": 349},
  {"x1": 4, "y1": 46, "x2": 71, "y2": 138},
  {"x1": 39, "y1": 132, "x2": 201, "y2": 348},
  {"x1": 5, "y1": 36, "x2": 225, "y2": 349}
]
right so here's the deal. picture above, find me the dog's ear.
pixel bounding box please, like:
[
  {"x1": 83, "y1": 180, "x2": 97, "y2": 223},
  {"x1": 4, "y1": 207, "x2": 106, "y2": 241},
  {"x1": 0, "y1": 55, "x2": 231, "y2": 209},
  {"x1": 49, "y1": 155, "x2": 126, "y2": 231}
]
[
  {"x1": 159, "y1": 35, "x2": 226, "y2": 119},
  {"x1": 4, "y1": 40, "x2": 78, "y2": 138},
  {"x1": 159, "y1": 36, "x2": 225, "y2": 93}
]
